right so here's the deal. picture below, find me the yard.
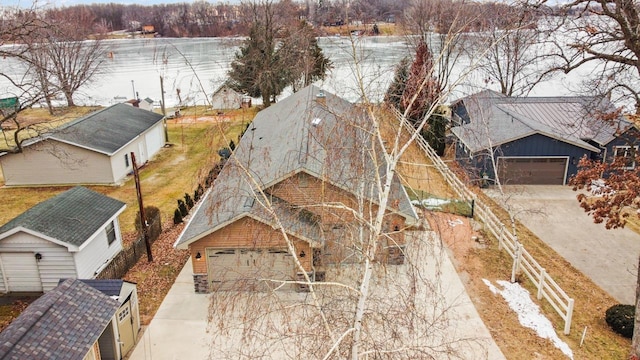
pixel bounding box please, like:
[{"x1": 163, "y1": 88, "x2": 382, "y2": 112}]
[
  {"x1": 0, "y1": 105, "x2": 634, "y2": 359},
  {"x1": 0, "y1": 107, "x2": 254, "y2": 330}
]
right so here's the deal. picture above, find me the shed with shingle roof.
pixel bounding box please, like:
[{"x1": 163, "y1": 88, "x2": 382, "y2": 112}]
[
  {"x1": 0, "y1": 278, "x2": 121, "y2": 360},
  {"x1": 450, "y1": 90, "x2": 638, "y2": 185},
  {"x1": 0, "y1": 186, "x2": 126, "y2": 292},
  {"x1": 0, "y1": 103, "x2": 165, "y2": 186}
]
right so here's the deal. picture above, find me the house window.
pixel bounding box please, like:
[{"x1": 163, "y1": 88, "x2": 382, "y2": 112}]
[
  {"x1": 124, "y1": 153, "x2": 130, "y2": 167},
  {"x1": 106, "y1": 221, "x2": 116, "y2": 245},
  {"x1": 613, "y1": 146, "x2": 638, "y2": 169}
]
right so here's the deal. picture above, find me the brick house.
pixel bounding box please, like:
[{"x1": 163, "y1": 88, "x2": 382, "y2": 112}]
[{"x1": 174, "y1": 86, "x2": 418, "y2": 293}]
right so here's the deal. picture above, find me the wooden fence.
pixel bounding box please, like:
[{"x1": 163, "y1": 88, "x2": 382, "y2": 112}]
[
  {"x1": 96, "y1": 234, "x2": 157, "y2": 280},
  {"x1": 405, "y1": 122, "x2": 575, "y2": 334}
]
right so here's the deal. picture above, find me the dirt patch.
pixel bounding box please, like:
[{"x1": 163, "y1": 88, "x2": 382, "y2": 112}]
[{"x1": 166, "y1": 115, "x2": 231, "y2": 124}]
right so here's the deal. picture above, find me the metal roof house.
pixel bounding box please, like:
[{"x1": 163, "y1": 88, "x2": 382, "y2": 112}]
[
  {"x1": 0, "y1": 279, "x2": 133, "y2": 360},
  {"x1": 0, "y1": 103, "x2": 165, "y2": 186},
  {"x1": 175, "y1": 86, "x2": 417, "y2": 293},
  {"x1": 450, "y1": 90, "x2": 638, "y2": 185},
  {"x1": 0, "y1": 186, "x2": 126, "y2": 292}
]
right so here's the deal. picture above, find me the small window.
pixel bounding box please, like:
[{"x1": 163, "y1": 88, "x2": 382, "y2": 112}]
[
  {"x1": 124, "y1": 153, "x2": 130, "y2": 167},
  {"x1": 614, "y1": 146, "x2": 638, "y2": 169},
  {"x1": 118, "y1": 306, "x2": 130, "y2": 322},
  {"x1": 106, "y1": 221, "x2": 116, "y2": 245}
]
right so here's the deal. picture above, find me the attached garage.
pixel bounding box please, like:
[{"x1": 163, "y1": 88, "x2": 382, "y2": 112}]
[
  {"x1": 206, "y1": 248, "x2": 294, "y2": 291},
  {"x1": 0, "y1": 252, "x2": 43, "y2": 292},
  {"x1": 497, "y1": 157, "x2": 568, "y2": 185}
]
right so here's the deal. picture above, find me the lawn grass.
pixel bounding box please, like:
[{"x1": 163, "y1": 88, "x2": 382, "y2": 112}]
[
  {"x1": 0, "y1": 106, "x2": 101, "y2": 150},
  {"x1": 0, "y1": 107, "x2": 249, "y2": 330},
  {"x1": 0, "y1": 113, "x2": 247, "y2": 234}
]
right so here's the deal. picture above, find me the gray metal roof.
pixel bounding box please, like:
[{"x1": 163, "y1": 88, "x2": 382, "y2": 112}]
[
  {"x1": 175, "y1": 85, "x2": 417, "y2": 248},
  {"x1": 0, "y1": 186, "x2": 126, "y2": 249},
  {"x1": 451, "y1": 92, "x2": 630, "y2": 153},
  {"x1": 0, "y1": 278, "x2": 120, "y2": 360},
  {"x1": 49, "y1": 103, "x2": 164, "y2": 155}
]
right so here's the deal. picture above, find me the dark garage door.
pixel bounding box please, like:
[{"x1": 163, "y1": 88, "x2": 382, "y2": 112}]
[{"x1": 497, "y1": 157, "x2": 567, "y2": 185}]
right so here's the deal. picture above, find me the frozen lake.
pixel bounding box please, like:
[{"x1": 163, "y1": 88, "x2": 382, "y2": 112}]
[{"x1": 0, "y1": 35, "x2": 597, "y2": 108}]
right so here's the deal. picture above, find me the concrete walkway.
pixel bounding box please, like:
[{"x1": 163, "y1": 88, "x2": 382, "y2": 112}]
[
  {"x1": 128, "y1": 258, "x2": 210, "y2": 360},
  {"x1": 485, "y1": 185, "x2": 640, "y2": 304}
]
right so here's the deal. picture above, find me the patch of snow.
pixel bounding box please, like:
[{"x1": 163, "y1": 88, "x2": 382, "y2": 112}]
[
  {"x1": 483, "y1": 279, "x2": 573, "y2": 359},
  {"x1": 590, "y1": 179, "x2": 614, "y2": 197},
  {"x1": 422, "y1": 198, "x2": 451, "y2": 207}
]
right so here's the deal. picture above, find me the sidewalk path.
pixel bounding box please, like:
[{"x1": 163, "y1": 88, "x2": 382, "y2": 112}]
[{"x1": 128, "y1": 258, "x2": 210, "y2": 360}]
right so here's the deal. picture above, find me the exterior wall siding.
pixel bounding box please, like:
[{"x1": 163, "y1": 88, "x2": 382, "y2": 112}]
[
  {"x1": 74, "y1": 218, "x2": 123, "y2": 279},
  {"x1": 110, "y1": 121, "x2": 165, "y2": 184},
  {"x1": 189, "y1": 217, "x2": 312, "y2": 275},
  {"x1": 605, "y1": 127, "x2": 640, "y2": 162},
  {"x1": 266, "y1": 172, "x2": 406, "y2": 232},
  {"x1": 0, "y1": 141, "x2": 113, "y2": 186},
  {"x1": 456, "y1": 134, "x2": 593, "y2": 184},
  {"x1": 0, "y1": 232, "x2": 76, "y2": 292}
]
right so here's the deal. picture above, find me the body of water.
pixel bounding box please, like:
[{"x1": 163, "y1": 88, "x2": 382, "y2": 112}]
[{"x1": 0, "y1": 35, "x2": 594, "y2": 109}]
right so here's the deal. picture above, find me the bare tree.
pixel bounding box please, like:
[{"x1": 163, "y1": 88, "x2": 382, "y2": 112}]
[
  {"x1": 474, "y1": 4, "x2": 554, "y2": 96},
  {"x1": 539, "y1": 0, "x2": 640, "y2": 113},
  {"x1": 171, "y1": 8, "x2": 504, "y2": 358},
  {"x1": 28, "y1": 8, "x2": 108, "y2": 107}
]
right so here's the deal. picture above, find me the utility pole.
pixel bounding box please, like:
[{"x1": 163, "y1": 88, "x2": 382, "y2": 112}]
[
  {"x1": 160, "y1": 75, "x2": 169, "y2": 143},
  {"x1": 131, "y1": 152, "x2": 153, "y2": 262}
]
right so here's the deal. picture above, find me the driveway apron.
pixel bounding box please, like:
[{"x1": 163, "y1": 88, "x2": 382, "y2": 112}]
[{"x1": 484, "y1": 185, "x2": 640, "y2": 304}]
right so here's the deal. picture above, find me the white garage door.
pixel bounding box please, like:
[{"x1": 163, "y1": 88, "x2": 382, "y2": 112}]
[
  {"x1": 207, "y1": 249, "x2": 293, "y2": 291},
  {"x1": 1, "y1": 253, "x2": 43, "y2": 292}
]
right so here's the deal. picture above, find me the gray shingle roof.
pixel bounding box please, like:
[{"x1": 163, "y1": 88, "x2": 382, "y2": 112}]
[
  {"x1": 49, "y1": 103, "x2": 164, "y2": 155},
  {"x1": 175, "y1": 85, "x2": 417, "y2": 248},
  {"x1": 0, "y1": 186, "x2": 125, "y2": 249},
  {"x1": 451, "y1": 92, "x2": 630, "y2": 153},
  {"x1": 0, "y1": 278, "x2": 120, "y2": 360}
]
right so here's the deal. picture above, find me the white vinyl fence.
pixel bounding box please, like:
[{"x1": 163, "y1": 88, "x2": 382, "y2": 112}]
[{"x1": 405, "y1": 123, "x2": 574, "y2": 334}]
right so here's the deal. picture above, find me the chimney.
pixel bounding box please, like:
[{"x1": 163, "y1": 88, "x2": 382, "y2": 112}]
[{"x1": 316, "y1": 90, "x2": 326, "y2": 105}]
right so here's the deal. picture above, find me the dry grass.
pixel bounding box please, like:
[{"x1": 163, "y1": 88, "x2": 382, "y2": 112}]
[
  {"x1": 0, "y1": 118, "x2": 246, "y2": 233},
  {"x1": 417, "y1": 169, "x2": 631, "y2": 358},
  {"x1": 0, "y1": 106, "x2": 101, "y2": 150},
  {"x1": 0, "y1": 106, "x2": 249, "y2": 331}
]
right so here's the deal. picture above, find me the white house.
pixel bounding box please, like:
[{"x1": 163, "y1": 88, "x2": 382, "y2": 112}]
[
  {"x1": 0, "y1": 103, "x2": 165, "y2": 186},
  {"x1": 0, "y1": 186, "x2": 126, "y2": 292},
  {"x1": 211, "y1": 84, "x2": 243, "y2": 110}
]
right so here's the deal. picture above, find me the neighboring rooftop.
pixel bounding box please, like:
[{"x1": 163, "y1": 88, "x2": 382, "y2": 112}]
[
  {"x1": 0, "y1": 279, "x2": 119, "y2": 360},
  {"x1": 175, "y1": 85, "x2": 417, "y2": 248},
  {"x1": 452, "y1": 90, "x2": 631, "y2": 153},
  {"x1": 49, "y1": 103, "x2": 164, "y2": 155},
  {"x1": 0, "y1": 186, "x2": 126, "y2": 249}
]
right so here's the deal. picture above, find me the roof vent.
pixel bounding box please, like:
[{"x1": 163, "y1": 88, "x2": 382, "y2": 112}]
[
  {"x1": 311, "y1": 118, "x2": 322, "y2": 126},
  {"x1": 316, "y1": 90, "x2": 326, "y2": 105}
]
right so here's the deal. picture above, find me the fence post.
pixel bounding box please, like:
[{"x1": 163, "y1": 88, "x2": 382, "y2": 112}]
[
  {"x1": 470, "y1": 199, "x2": 475, "y2": 218},
  {"x1": 564, "y1": 298, "x2": 574, "y2": 335},
  {"x1": 511, "y1": 244, "x2": 522, "y2": 283},
  {"x1": 498, "y1": 225, "x2": 505, "y2": 250},
  {"x1": 537, "y1": 268, "x2": 546, "y2": 300}
]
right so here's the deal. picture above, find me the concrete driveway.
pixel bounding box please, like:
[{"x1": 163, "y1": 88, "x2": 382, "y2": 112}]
[
  {"x1": 484, "y1": 185, "x2": 640, "y2": 304},
  {"x1": 127, "y1": 233, "x2": 504, "y2": 360}
]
